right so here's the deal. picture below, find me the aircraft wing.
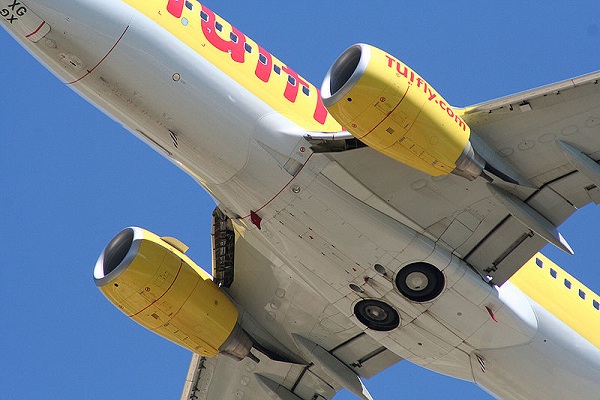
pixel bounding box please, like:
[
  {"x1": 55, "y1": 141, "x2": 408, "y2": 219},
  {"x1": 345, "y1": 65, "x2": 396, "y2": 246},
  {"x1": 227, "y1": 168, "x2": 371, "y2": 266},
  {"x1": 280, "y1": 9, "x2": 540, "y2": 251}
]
[
  {"x1": 180, "y1": 233, "x2": 402, "y2": 399},
  {"x1": 320, "y1": 71, "x2": 600, "y2": 285}
]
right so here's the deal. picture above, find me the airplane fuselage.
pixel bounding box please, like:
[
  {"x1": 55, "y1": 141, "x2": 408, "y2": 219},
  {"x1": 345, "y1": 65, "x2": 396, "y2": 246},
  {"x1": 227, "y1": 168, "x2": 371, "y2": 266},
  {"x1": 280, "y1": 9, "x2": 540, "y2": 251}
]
[{"x1": 3, "y1": 1, "x2": 600, "y2": 398}]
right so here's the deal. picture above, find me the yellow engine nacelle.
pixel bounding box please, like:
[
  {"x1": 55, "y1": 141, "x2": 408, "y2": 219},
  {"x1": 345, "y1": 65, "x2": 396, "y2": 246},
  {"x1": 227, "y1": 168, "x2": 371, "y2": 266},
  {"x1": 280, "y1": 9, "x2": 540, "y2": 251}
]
[
  {"x1": 93, "y1": 227, "x2": 252, "y2": 360},
  {"x1": 321, "y1": 44, "x2": 484, "y2": 180}
]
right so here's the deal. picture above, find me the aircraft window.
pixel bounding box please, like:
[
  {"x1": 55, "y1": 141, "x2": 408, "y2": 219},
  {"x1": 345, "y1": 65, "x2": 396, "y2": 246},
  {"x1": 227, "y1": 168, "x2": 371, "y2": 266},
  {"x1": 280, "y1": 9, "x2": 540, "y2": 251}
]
[
  {"x1": 564, "y1": 279, "x2": 572, "y2": 289},
  {"x1": 579, "y1": 289, "x2": 586, "y2": 300},
  {"x1": 535, "y1": 258, "x2": 543, "y2": 268},
  {"x1": 594, "y1": 300, "x2": 599, "y2": 310},
  {"x1": 185, "y1": 1, "x2": 193, "y2": 10},
  {"x1": 215, "y1": 21, "x2": 223, "y2": 32},
  {"x1": 244, "y1": 43, "x2": 252, "y2": 53},
  {"x1": 288, "y1": 76, "x2": 297, "y2": 86},
  {"x1": 259, "y1": 53, "x2": 267, "y2": 65},
  {"x1": 200, "y1": 11, "x2": 209, "y2": 22},
  {"x1": 230, "y1": 32, "x2": 238, "y2": 43},
  {"x1": 274, "y1": 65, "x2": 281, "y2": 75},
  {"x1": 550, "y1": 268, "x2": 557, "y2": 279},
  {"x1": 181, "y1": 17, "x2": 188, "y2": 26},
  {"x1": 302, "y1": 86, "x2": 310, "y2": 96}
]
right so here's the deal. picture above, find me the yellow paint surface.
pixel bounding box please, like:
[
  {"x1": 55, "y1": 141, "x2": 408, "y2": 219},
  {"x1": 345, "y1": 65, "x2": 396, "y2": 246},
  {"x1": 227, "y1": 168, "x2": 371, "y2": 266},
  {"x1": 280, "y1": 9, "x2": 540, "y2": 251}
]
[
  {"x1": 99, "y1": 229, "x2": 238, "y2": 357},
  {"x1": 510, "y1": 253, "x2": 600, "y2": 349},
  {"x1": 122, "y1": 0, "x2": 341, "y2": 132},
  {"x1": 326, "y1": 45, "x2": 471, "y2": 176}
]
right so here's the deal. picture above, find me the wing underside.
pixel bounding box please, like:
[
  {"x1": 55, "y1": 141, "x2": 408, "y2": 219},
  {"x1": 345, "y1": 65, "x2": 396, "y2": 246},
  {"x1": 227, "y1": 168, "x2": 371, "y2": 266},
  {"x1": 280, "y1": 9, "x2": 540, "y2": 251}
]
[
  {"x1": 181, "y1": 233, "x2": 402, "y2": 400},
  {"x1": 314, "y1": 71, "x2": 600, "y2": 285},
  {"x1": 184, "y1": 72, "x2": 600, "y2": 397}
]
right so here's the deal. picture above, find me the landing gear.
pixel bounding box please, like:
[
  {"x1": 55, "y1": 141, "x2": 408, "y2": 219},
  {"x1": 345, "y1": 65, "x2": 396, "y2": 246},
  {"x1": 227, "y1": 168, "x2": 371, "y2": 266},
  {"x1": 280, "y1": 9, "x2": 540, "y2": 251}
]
[
  {"x1": 212, "y1": 207, "x2": 235, "y2": 288},
  {"x1": 395, "y1": 262, "x2": 445, "y2": 302},
  {"x1": 354, "y1": 299, "x2": 400, "y2": 331}
]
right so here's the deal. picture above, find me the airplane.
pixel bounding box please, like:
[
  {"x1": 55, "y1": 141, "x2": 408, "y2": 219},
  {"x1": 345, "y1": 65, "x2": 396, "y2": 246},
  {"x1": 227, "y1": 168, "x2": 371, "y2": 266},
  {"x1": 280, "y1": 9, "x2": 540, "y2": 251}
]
[{"x1": 3, "y1": 0, "x2": 593, "y2": 400}]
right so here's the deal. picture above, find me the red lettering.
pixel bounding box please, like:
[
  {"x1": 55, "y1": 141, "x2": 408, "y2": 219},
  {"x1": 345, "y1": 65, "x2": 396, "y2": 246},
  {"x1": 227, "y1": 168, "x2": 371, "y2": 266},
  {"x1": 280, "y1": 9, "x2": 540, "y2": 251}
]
[
  {"x1": 388, "y1": 52, "x2": 466, "y2": 131},
  {"x1": 282, "y1": 65, "x2": 308, "y2": 103},
  {"x1": 416, "y1": 77, "x2": 428, "y2": 94},
  {"x1": 166, "y1": 0, "x2": 184, "y2": 18},
  {"x1": 313, "y1": 92, "x2": 328, "y2": 125},
  {"x1": 386, "y1": 55, "x2": 395, "y2": 68},
  {"x1": 282, "y1": 65, "x2": 328, "y2": 124},
  {"x1": 281, "y1": 65, "x2": 329, "y2": 124},
  {"x1": 166, "y1": 2, "x2": 328, "y2": 126},
  {"x1": 455, "y1": 115, "x2": 467, "y2": 131},
  {"x1": 200, "y1": 6, "x2": 246, "y2": 63},
  {"x1": 396, "y1": 62, "x2": 409, "y2": 79},
  {"x1": 254, "y1": 45, "x2": 272, "y2": 83}
]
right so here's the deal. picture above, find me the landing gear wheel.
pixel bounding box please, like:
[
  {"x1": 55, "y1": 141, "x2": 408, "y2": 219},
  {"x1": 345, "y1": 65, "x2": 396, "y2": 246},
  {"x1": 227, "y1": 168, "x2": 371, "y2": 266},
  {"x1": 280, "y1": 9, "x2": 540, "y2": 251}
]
[
  {"x1": 395, "y1": 262, "x2": 445, "y2": 302},
  {"x1": 354, "y1": 299, "x2": 400, "y2": 331}
]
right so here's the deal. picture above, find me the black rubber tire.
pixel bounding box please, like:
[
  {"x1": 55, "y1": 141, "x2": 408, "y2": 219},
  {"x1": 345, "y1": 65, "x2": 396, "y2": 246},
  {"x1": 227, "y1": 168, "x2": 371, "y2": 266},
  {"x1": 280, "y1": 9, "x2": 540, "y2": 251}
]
[
  {"x1": 395, "y1": 262, "x2": 445, "y2": 302},
  {"x1": 354, "y1": 299, "x2": 400, "y2": 331}
]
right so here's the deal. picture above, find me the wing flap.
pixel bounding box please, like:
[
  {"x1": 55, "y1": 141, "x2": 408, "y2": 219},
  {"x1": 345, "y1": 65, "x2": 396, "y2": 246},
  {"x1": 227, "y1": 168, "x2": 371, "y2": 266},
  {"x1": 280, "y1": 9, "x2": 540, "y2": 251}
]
[
  {"x1": 549, "y1": 171, "x2": 600, "y2": 207},
  {"x1": 180, "y1": 351, "x2": 336, "y2": 400},
  {"x1": 330, "y1": 332, "x2": 402, "y2": 379},
  {"x1": 526, "y1": 184, "x2": 576, "y2": 226}
]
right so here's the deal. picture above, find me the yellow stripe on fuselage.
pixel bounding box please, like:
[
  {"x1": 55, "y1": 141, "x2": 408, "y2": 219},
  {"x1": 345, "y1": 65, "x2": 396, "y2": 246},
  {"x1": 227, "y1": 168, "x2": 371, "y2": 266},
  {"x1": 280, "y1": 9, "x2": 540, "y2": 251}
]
[
  {"x1": 510, "y1": 253, "x2": 600, "y2": 349},
  {"x1": 122, "y1": 0, "x2": 341, "y2": 133}
]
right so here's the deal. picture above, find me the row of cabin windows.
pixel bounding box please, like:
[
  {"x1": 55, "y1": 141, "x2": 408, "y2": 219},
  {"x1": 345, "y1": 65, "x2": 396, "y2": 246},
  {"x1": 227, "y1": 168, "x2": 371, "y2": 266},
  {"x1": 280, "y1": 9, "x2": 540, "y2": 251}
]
[
  {"x1": 178, "y1": 5, "x2": 312, "y2": 97},
  {"x1": 536, "y1": 257, "x2": 600, "y2": 311}
]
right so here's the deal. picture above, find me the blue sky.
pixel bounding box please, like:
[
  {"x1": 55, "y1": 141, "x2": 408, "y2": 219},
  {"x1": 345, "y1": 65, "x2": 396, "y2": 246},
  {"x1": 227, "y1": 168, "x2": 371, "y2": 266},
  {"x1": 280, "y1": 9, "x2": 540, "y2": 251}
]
[{"x1": 2, "y1": 1, "x2": 600, "y2": 399}]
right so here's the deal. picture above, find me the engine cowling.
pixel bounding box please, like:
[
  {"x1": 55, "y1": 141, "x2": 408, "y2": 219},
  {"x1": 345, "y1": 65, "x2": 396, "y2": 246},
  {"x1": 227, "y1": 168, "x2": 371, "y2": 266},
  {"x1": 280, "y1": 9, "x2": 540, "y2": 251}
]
[
  {"x1": 93, "y1": 227, "x2": 252, "y2": 360},
  {"x1": 321, "y1": 44, "x2": 484, "y2": 180}
]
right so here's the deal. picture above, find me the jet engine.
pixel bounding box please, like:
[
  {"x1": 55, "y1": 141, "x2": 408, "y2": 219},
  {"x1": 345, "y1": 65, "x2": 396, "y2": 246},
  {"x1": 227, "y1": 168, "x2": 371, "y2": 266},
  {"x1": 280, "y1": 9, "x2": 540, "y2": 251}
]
[
  {"x1": 321, "y1": 44, "x2": 485, "y2": 181},
  {"x1": 93, "y1": 227, "x2": 252, "y2": 360}
]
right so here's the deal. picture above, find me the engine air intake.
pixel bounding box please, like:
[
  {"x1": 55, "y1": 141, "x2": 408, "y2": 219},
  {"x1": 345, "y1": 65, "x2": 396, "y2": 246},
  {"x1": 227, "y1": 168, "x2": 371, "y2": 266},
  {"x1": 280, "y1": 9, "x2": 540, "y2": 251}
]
[{"x1": 99, "y1": 228, "x2": 134, "y2": 277}]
